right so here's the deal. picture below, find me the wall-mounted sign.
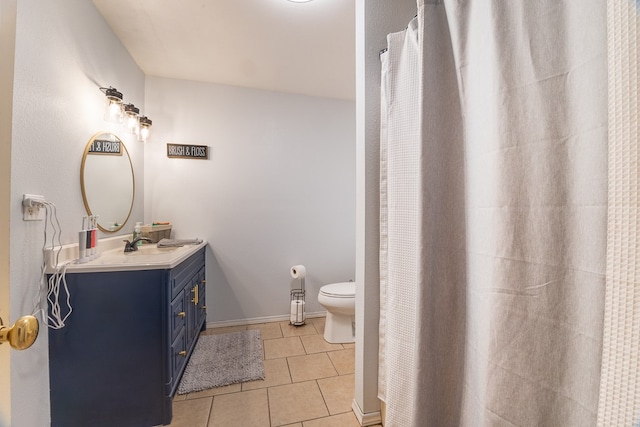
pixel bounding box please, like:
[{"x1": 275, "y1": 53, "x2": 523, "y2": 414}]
[
  {"x1": 88, "y1": 139, "x2": 122, "y2": 155},
  {"x1": 167, "y1": 143, "x2": 209, "y2": 159}
]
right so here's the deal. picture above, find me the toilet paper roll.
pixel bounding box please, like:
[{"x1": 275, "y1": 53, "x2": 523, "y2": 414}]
[
  {"x1": 290, "y1": 300, "x2": 306, "y2": 324},
  {"x1": 290, "y1": 265, "x2": 306, "y2": 279}
]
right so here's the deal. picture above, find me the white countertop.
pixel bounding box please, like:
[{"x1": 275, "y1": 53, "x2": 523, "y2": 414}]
[{"x1": 45, "y1": 235, "x2": 207, "y2": 274}]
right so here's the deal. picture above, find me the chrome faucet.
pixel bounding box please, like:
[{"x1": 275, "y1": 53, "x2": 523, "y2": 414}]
[{"x1": 123, "y1": 237, "x2": 153, "y2": 252}]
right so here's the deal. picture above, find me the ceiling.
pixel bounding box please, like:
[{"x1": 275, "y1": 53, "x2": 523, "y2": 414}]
[{"x1": 93, "y1": 0, "x2": 356, "y2": 101}]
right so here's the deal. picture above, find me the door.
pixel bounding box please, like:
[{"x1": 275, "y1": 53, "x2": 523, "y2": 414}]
[{"x1": 0, "y1": 0, "x2": 17, "y2": 424}]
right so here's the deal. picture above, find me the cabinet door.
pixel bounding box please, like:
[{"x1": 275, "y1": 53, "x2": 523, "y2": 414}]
[
  {"x1": 185, "y1": 282, "x2": 197, "y2": 345},
  {"x1": 196, "y1": 268, "x2": 207, "y2": 330},
  {"x1": 49, "y1": 270, "x2": 169, "y2": 427},
  {"x1": 186, "y1": 268, "x2": 206, "y2": 343}
]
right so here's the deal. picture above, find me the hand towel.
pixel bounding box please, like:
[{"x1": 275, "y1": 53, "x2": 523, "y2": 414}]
[{"x1": 157, "y1": 238, "x2": 203, "y2": 248}]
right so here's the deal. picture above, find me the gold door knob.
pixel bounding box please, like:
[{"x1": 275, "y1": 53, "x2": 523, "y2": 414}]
[
  {"x1": 177, "y1": 312, "x2": 186, "y2": 318},
  {"x1": 178, "y1": 350, "x2": 187, "y2": 357},
  {"x1": 0, "y1": 315, "x2": 39, "y2": 350}
]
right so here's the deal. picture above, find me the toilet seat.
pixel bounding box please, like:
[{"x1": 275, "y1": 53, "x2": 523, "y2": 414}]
[{"x1": 319, "y1": 282, "x2": 355, "y2": 298}]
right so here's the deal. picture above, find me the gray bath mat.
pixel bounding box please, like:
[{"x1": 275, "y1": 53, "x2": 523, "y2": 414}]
[{"x1": 177, "y1": 329, "x2": 264, "y2": 394}]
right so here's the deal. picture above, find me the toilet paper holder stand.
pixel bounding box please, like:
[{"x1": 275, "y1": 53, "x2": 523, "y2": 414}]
[{"x1": 290, "y1": 277, "x2": 306, "y2": 326}]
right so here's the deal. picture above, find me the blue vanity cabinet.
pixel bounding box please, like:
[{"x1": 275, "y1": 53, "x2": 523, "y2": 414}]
[
  {"x1": 166, "y1": 252, "x2": 207, "y2": 395},
  {"x1": 49, "y1": 247, "x2": 206, "y2": 427}
]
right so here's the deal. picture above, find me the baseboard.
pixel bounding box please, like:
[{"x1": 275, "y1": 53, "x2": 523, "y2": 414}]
[
  {"x1": 206, "y1": 311, "x2": 326, "y2": 329},
  {"x1": 352, "y1": 399, "x2": 382, "y2": 426}
]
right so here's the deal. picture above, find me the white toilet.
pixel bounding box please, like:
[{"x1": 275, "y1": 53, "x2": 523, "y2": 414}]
[{"x1": 317, "y1": 282, "x2": 356, "y2": 343}]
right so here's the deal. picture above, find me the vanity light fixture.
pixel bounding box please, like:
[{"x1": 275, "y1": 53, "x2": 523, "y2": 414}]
[
  {"x1": 100, "y1": 86, "x2": 124, "y2": 124},
  {"x1": 123, "y1": 104, "x2": 140, "y2": 135},
  {"x1": 99, "y1": 86, "x2": 153, "y2": 142},
  {"x1": 138, "y1": 116, "x2": 152, "y2": 143}
]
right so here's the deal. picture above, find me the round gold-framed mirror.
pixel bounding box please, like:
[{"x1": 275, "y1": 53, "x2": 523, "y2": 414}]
[{"x1": 80, "y1": 132, "x2": 135, "y2": 232}]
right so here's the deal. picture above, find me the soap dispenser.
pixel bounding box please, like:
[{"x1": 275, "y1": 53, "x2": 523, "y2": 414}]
[{"x1": 133, "y1": 222, "x2": 143, "y2": 246}]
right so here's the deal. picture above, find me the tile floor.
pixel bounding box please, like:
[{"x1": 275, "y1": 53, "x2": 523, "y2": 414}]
[{"x1": 169, "y1": 317, "x2": 381, "y2": 427}]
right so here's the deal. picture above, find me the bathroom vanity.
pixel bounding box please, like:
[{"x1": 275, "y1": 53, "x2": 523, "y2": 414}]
[{"x1": 48, "y1": 241, "x2": 207, "y2": 427}]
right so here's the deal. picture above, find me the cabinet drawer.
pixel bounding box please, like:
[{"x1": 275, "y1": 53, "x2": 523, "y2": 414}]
[
  {"x1": 170, "y1": 292, "x2": 186, "y2": 342},
  {"x1": 170, "y1": 328, "x2": 187, "y2": 390}
]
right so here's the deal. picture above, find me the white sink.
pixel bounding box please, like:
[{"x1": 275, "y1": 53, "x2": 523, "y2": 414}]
[{"x1": 100, "y1": 243, "x2": 190, "y2": 264}]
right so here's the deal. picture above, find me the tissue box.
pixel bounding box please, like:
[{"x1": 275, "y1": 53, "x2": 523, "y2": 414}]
[{"x1": 140, "y1": 224, "x2": 172, "y2": 243}]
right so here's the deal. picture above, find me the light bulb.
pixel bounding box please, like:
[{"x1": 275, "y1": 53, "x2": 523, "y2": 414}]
[
  {"x1": 139, "y1": 126, "x2": 149, "y2": 142},
  {"x1": 105, "y1": 99, "x2": 123, "y2": 123},
  {"x1": 138, "y1": 116, "x2": 152, "y2": 143},
  {"x1": 123, "y1": 104, "x2": 140, "y2": 135},
  {"x1": 103, "y1": 87, "x2": 124, "y2": 123},
  {"x1": 126, "y1": 115, "x2": 140, "y2": 135}
]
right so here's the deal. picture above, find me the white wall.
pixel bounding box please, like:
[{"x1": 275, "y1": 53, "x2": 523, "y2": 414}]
[
  {"x1": 10, "y1": 1, "x2": 145, "y2": 425},
  {"x1": 145, "y1": 76, "x2": 356, "y2": 323}
]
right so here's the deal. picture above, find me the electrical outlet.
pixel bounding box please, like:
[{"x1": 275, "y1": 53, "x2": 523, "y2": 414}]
[{"x1": 22, "y1": 194, "x2": 45, "y2": 221}]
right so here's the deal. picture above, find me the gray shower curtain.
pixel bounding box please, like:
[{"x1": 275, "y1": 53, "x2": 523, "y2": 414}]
[{"x1": 379, "y1": 1, "x2": 609, "y2": 425}]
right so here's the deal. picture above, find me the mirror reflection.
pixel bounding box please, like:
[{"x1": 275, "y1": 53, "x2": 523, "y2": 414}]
[{"x1": 81, "y1": 132, "x2": 134, "y2": 232}]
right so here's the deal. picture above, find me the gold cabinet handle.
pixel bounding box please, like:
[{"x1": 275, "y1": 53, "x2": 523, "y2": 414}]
[
  {"x1": 178, "y1": 350, "x2": 186, "y2": 357},
  {"x1": 191, "y1": 285, "x2": 199, "y2": 305},
  {"x1": 177, "y1": 311, "x2": 186, "y2": 318},
  {"x1": 0, "y1": 315, "x2": 39, "y2": 350},
  {"x1": 201, "y1": 279, "x2": 206, "y2": 284},
  {"x1": 201, "y1": 306, "x2": 207, "y2": 310}
]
